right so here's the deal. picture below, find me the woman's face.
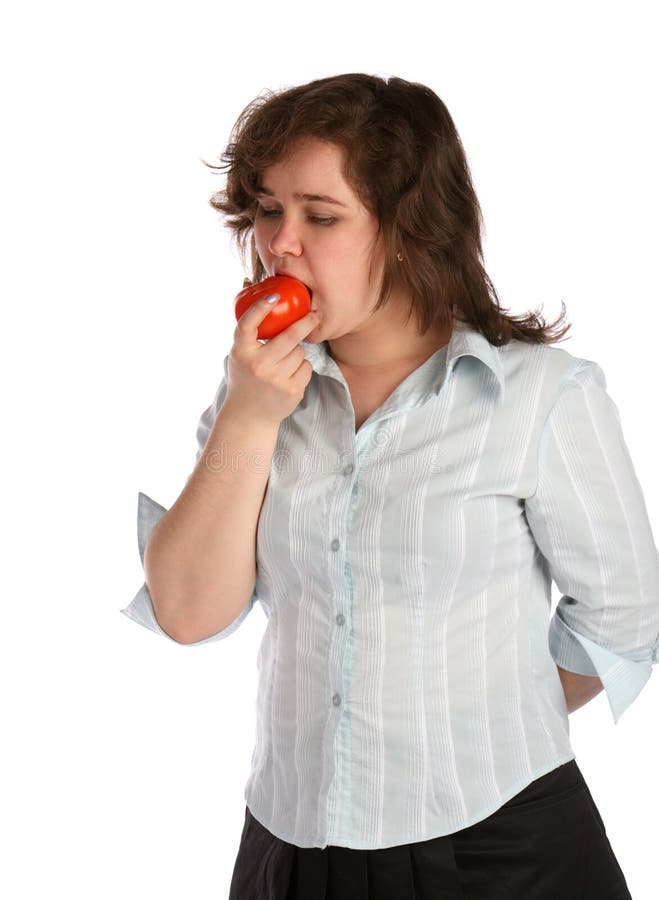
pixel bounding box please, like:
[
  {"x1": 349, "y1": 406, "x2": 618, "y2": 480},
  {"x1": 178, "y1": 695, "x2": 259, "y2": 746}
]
[{"x1": 253, "y1": 137, "x2": 389, "y2": 342}]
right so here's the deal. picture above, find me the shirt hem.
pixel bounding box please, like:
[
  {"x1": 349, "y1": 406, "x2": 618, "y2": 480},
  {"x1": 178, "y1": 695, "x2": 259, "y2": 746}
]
[{"x1": 244, "y1": 753, "x2": 578, "y2": 850}]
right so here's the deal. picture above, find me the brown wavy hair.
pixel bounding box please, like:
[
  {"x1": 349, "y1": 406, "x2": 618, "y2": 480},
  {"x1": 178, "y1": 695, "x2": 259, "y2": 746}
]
[{"x1": 202, "y1": 73, "x2": 571, "y2": 346}]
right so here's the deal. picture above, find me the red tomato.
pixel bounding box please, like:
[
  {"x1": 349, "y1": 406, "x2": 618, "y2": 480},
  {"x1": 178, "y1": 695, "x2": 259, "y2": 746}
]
[{"x1": 234, "y1": 275, "x2": 312, "y2": 340}]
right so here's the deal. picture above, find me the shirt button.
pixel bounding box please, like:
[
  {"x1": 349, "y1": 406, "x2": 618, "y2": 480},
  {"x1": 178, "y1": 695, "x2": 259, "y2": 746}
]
[
  {"x1": 336, "y1": 613, "x2": 345, "y2": 626},
  {"x1": 331, "y1": 538, "x2": 340, "y2": 551},
  {"x1": 343, "y1": 463, "x2": 354, "y2": 475},
  {"x1": 332, "y1": 693, "x2": 342, "y2": 706}
]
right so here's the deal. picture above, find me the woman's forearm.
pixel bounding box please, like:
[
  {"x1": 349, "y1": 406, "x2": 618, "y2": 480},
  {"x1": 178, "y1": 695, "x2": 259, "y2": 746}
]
[{"x1": 556, "y1": 665, "x2": 604, "y2": 713}]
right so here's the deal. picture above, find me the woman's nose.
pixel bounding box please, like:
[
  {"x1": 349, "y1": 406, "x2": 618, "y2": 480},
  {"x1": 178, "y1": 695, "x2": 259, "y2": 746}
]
[{"x1": 267, "y1": 214, "x2": 303, "y2": 258}]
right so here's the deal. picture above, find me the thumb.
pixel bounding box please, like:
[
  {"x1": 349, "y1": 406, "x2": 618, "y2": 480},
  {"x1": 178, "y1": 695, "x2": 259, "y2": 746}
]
[{"x1": 243, "y1": 277, "x2": 252, "y2": 288}]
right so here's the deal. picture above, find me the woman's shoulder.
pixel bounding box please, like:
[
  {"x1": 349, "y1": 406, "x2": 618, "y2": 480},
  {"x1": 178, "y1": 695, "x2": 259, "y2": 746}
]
[
  {"x1": 501, "y1": 333, "x2": 602, "y2": 388},
  {"x1": 495, "y1": 335, "x2": 608, "y2": 418}
]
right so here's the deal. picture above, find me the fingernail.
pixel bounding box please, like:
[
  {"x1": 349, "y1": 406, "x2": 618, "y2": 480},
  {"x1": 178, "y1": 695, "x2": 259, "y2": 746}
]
[{"x1": 264, "y1": 293, "x2": 280, "y2": 304}]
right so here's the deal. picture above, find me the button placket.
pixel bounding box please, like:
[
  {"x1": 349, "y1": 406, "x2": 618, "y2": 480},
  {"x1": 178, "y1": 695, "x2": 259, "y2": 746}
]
[{"x1": 328, "y1": 452, "x2": 357, "y2": 717}]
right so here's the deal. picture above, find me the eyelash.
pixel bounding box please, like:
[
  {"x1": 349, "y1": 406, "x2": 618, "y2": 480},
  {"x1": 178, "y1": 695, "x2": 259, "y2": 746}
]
[{"x1": 256, "y1": 208, "x2": 336, "y2": 227}]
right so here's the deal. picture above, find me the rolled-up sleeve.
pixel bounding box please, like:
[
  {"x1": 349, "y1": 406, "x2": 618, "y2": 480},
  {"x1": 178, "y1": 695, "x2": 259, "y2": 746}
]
[
  {"x1": 119, "y1": 356, "x2": 257, "y2": 645},
  {"x1": 524, "y1": 359, "x2": 659, "y2": 723}
]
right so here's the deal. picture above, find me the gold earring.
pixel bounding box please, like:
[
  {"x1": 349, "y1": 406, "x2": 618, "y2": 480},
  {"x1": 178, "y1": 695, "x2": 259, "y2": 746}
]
[{"x1": 397, "y1": 252, "x2": 404, "y2": 262}]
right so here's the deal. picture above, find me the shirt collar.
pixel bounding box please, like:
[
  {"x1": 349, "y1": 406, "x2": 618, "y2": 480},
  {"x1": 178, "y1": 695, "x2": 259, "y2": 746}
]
[
  {"x1": 302, "y1": 317, "x2": 505, "y2": 402},
  {"x1": 445, "y1": 317, "x2": 505, "y2": 400}
]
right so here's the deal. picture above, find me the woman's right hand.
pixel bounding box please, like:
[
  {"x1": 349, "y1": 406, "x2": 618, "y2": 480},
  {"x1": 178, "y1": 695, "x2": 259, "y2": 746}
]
[{"x1": 225, "y1": 279, "x2": 321, "y2": 427}]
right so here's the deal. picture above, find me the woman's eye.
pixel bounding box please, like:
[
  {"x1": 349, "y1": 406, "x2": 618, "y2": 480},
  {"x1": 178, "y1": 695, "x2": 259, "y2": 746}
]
[{"x1": 257, "y1": 208, "x2": 336, "y2": 227}]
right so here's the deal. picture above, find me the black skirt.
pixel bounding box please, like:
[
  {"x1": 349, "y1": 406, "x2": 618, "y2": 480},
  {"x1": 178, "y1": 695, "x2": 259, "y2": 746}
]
[{"x1": 228, "y1": 759, "x2": 632, "y2": 899}]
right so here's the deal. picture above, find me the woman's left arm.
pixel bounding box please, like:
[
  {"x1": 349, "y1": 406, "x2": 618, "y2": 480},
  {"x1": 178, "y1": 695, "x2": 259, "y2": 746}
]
[
  {"x1": 524, "y1": 359, "x2": 659, "y2": 724},
  {"x1": 556, "y1": 665, "x2": 604, "y2": 714}
]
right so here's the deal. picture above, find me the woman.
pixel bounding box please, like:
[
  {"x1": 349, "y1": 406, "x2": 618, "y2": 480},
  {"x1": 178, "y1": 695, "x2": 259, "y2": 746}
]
[{"x1": 122, "y1": 74, "x2": 657, "y2": 898}]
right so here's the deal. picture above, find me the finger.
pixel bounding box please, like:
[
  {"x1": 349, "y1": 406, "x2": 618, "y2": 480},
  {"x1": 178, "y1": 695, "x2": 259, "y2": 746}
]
[
  {"x1": 267, "y1": 309, "x2": 319, "y2": 349},
  {"x1": 297, "y1": 309, "x2": 320, "y2": 331},
  {"x1": 236, "y1": 293, "x2": 281, "y2": 329}
]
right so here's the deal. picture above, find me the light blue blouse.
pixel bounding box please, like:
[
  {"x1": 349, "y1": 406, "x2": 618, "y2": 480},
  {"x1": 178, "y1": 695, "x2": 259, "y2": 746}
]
[{"x1": 120, "y1": 318, "x2": 659, "y2": 849}]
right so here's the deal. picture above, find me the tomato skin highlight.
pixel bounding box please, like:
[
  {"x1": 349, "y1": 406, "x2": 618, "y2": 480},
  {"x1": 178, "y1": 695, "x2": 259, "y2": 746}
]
[{"x1": 234, "y1": 275, "x2": 312, "y2": 339}]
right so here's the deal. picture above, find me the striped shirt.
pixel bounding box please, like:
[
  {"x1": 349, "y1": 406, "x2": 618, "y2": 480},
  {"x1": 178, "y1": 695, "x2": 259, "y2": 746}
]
[{"x1": 121, "y1": 317, "x2": 659, "y2": 849}]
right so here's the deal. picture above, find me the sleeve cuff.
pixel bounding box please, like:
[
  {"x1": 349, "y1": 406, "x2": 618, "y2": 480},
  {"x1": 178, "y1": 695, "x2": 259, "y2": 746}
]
[
  {"x1": 119, "y1": 492, "x2": 257, "y2": 645},
  {"x1": 548, "y1": 608, "x2": 655, "y2": 724}
]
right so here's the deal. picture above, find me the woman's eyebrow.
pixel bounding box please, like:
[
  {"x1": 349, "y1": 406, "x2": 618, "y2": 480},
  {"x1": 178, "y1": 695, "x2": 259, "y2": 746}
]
[{"x1": 255, "y1": 185, "x2": 347, "y2": 207}]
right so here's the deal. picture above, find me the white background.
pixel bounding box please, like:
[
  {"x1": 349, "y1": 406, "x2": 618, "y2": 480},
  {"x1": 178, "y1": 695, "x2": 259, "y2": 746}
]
[{"x1": 2, "y1": 1, "x2": 657, "y2": 897}]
